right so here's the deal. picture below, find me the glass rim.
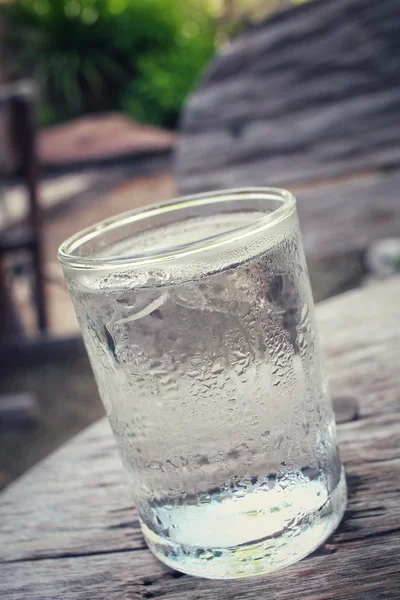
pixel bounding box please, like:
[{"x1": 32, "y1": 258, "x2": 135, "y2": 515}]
[{"x1": 58, "y1": 187, "x2": 296, "y2": 271}]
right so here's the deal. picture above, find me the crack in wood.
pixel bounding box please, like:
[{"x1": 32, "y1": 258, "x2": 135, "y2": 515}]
[{"x1": 2, "y1": 545, "x2": 147, "y2": 564}]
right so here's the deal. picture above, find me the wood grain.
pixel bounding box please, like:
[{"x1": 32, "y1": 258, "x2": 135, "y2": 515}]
[
  {"x1": 295, "y1": 171, "x2": 400, "y2": 260},
  {"x1": 177, "y1": 0, "x2": 400, "y2": 194},
  {"x1": 1, "y1": 276, "x2": 400, "y2": 598},
  {"x1": 176, "y1": 0, "x2": 400, "y2": 262}
]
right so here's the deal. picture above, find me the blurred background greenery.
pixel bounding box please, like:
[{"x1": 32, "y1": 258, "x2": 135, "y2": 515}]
[{"x1": 0, "y1": 0, "x2": 309, "y2": 129}]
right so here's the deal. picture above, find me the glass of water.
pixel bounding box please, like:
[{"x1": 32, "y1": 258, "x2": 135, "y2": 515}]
[{"x1": 59, "y1": 188, "x2": 346, "y2": 579}]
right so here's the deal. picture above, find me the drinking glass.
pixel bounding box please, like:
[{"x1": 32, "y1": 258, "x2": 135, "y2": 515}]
[{"x1": 59, "y1": 188, "x2": 346, "y2": 579}]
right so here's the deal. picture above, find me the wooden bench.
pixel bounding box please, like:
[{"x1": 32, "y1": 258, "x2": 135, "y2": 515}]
[
  {"x1": 1, "y1": 276, "x2": 399, "y2": 598},
  {"x1": 176, "y1": 0, "x2": 400, "y2": 297}
]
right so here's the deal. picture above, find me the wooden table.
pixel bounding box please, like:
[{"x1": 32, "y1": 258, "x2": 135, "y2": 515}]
[{"x1": 1, "y1": 277, "x2": 400, "y2": 599}]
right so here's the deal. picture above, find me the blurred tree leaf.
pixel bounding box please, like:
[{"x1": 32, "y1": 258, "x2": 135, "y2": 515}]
[{"x1": 0, "y1": 0, "x2": 217, "y2": 127}]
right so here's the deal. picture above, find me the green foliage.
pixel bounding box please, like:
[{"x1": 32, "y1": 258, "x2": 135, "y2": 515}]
[
  {"x1": 120, "y1": 1, "x2": 216, "y2": 127},
  {"x1": 1, "y1": 0, "x2": 216, "y2": 128},
  {"x1": 122, "y1": 20, "x2": 215, "y2": 127}
]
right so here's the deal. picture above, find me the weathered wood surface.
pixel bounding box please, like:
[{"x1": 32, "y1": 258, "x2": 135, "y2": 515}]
[
  {"x1": 1, "y1": 276, "x2": 400, "y2": 598},
  {"x1": 177, "y1": 0, "x2": 400, "y2": 195},
  {"x1": 296, "y1": 171, "x2": 400, "y2": 260},
  {"x1": 176, "y1": 0, "x2": 400, "y2": 265}
]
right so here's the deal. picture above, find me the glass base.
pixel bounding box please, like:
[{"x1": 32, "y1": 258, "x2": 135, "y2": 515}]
[{"x1": 141, "y1": 469, "x2": 347, "y2": 580}]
